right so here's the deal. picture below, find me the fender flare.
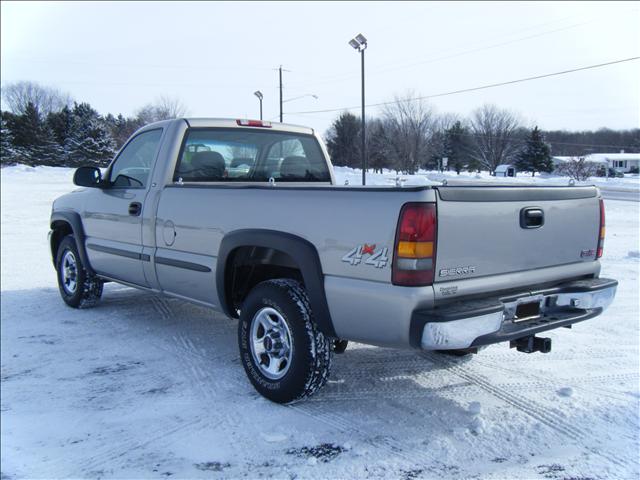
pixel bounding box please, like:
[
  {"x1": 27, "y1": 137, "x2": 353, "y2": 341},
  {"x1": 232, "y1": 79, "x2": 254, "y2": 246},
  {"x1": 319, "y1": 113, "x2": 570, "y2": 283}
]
[
  {"x1": 216, "y1": 229, "x2": 337, "y2": 338},
  {"x1": 50, "y1": 211, "x2": 95, "y2": 275}
]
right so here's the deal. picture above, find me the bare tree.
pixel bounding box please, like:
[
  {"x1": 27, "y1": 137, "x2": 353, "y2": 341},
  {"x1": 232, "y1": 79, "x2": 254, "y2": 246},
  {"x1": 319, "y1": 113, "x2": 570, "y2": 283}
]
[
  {"x1": 1, "y1": 81, "x2": 72, "y2": 115},
  {"x1": 554, "y1": 157, "x2": 599, "y2": 181},
  {"x1": 135, "y1": 95, "x2": 189, "y2": 124},
  {"x1": 382, "y1": 92, "x2": 438, "y2": 174},
  {"x1": 155, "y1": 95, "x2": 188, "y2": 119},
  {"x1": 468, "y1": 104, "x2": 522, "y2": 173}
]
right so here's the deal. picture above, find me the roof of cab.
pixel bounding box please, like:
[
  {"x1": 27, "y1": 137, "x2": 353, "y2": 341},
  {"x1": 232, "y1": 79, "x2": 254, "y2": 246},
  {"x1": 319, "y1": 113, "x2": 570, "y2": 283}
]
[{"x1": 181, "y1": 118, "x2": 315, "y2": 135}]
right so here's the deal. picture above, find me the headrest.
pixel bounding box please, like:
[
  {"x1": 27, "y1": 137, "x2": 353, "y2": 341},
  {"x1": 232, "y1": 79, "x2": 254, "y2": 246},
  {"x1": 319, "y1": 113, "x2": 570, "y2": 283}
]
[
  {"x1": 280, "y1": 155, "x2": 310, "y2": 178},
  {"x1": 191, "y1": 151, "x2": 225, "y2": 171}
]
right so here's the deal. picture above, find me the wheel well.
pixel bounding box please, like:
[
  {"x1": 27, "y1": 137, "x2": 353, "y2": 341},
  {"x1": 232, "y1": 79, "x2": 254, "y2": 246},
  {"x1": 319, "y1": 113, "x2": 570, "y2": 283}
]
[
  {"x1": 50, "y1": 220, "x2": 73, "y2": 262},
  {"x1": 225, "y1": 246, "x2": 303, "y2": 316}
]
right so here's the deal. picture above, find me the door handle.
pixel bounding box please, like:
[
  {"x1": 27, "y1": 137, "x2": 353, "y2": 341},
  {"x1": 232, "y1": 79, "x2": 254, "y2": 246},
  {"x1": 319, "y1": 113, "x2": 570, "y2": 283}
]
[
  {"x1": 520, "y1": 207, "x2": 544, "y2": 228},
  {"x1": 128, "y1": 202, "x2": 142, "y2": 216}
]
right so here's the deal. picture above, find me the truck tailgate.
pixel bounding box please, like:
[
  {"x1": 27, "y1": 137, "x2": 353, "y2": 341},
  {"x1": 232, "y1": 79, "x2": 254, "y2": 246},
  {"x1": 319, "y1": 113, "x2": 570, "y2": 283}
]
[{"x1": 433, "y1": 186, "x2": 601, "y2": 282}]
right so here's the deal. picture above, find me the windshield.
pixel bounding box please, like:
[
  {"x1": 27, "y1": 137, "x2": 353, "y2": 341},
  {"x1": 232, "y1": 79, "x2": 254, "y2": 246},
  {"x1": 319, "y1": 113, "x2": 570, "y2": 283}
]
[{"x1": 175, "y1": 128, "x2": 331, "y2": 183}]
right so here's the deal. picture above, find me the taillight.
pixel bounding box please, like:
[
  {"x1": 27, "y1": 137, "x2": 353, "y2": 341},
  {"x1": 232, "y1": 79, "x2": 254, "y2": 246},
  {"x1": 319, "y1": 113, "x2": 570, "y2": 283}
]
[
  {"x1": 392, "y1": 203, "x2": 437, "y2": 286},
  {"x1": 236, "y1": 119, "x2": 272, "y2": 128},
  {"x1": 597, "y1": 198, "x2": 605, "y2": 259}
]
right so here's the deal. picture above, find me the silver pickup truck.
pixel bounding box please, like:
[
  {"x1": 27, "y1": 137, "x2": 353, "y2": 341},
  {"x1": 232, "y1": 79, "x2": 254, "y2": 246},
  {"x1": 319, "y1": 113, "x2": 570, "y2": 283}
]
[{"x1": 49, "y1": 118, "x2": 617, "y2": 403}]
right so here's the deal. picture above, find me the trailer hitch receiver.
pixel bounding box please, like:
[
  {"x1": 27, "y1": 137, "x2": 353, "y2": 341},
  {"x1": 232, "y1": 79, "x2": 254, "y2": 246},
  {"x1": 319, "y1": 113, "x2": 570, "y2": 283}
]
[{"x1": 510, "y1": 335, "x2": 552, "y2": 354}]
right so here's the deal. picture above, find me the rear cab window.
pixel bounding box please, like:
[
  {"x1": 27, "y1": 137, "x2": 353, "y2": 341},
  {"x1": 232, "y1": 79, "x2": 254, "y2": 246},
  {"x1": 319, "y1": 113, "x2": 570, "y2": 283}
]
[{"x1": 174, "y1": 128, "x2": 331, "y2": 183}]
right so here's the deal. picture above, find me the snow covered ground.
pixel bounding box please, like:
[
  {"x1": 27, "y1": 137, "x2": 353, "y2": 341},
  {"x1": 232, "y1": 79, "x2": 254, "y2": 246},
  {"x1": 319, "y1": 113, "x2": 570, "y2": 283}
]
[
  {"x1": 1, "y1": 165, "x2": 639, "y2": 479},
  {"x1": 333, "y1": 166, "x2": 640, "y2": 191}
]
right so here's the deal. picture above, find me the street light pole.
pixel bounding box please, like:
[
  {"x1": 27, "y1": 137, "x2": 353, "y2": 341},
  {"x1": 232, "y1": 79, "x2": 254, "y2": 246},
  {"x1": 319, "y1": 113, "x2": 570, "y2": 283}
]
[
  {"x1": 253, "y1": 90, "x2": 263, "y2": 120},
  {"x1": 349, "y1": 33, "x2": 368, "y2": 185},
  {"x1": 279, "y1": 66, "x2": 283, "y2": 123},
  {"x1": 360, "y1": 45, "x2": 366, "y2": 186}
]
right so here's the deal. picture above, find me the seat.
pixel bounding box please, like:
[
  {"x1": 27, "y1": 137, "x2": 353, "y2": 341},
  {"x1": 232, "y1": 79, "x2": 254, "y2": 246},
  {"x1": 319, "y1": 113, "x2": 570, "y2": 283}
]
[
  {"x1": 280, "y1": 156, "x2": 311, "y2": 179},
  {"x1": 189, "y1": 151, "x2": 226, "y2": 181},
  {"x1": 230, "y1": 157, "x2": 254, "y2": 168}
]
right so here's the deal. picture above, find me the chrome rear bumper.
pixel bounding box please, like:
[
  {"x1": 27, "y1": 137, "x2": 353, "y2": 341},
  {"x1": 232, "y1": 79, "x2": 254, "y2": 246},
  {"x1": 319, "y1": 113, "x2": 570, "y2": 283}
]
[{"x1": 414, "y1": 278, "x2": 617, "y2": 350}]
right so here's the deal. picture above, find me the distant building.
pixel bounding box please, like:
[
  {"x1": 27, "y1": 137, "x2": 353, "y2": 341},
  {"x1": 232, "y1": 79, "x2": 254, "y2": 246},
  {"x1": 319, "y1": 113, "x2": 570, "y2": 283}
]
[
  {"x1": 495, "y1": 164, "x2": 516, "y2": 177},
  {"x1": 584, "y1": 153, "x2": 640, "y2": 173},
  {"x1": 552, "y1": 153, "x2": 639, "y2": 174}
]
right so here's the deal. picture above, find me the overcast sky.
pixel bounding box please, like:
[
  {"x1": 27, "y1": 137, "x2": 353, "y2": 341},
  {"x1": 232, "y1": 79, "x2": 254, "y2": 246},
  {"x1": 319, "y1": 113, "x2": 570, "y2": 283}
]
[{"x1": 1, "y1": 1, "x2": 639, "y2": 134}]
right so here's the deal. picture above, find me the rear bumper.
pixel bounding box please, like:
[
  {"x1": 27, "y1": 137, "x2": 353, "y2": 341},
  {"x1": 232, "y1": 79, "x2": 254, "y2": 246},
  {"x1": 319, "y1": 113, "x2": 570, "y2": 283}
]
[{"x1": 412, "y1": 277, "x2": 617, "y2": 350}]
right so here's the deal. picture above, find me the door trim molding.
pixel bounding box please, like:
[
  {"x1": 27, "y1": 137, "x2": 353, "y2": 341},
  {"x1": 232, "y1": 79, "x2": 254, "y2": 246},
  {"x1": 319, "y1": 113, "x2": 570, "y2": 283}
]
[
  {"x1": 87, "y1": 243, "x2": 151, "y2": 261},
  {"x1": 154, "y1": 256, "x2": 211, "y2": 272}
]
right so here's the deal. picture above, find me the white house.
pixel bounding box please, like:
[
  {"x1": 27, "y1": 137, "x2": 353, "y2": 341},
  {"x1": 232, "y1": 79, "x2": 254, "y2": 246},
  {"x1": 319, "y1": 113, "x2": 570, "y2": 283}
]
[
  {"x1": 585, "y1": 153, "x2": 640, "y2": 173},
  {"x1": 552, "y1": 153, "x2": 639, "y2": 174}
]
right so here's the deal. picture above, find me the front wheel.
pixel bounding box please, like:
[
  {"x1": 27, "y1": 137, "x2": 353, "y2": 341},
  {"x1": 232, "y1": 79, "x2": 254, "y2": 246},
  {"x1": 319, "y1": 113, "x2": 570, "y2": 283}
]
[
  {"x1": 238, "y1": 279, "x2": 332, "y2": 403},
  {"x1": 56, "y1": 235, "x2": 103, "y2": 308}
]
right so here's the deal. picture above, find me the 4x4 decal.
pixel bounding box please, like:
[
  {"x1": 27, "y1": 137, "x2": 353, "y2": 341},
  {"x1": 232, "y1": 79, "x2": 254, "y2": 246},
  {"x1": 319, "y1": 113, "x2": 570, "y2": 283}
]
[{"x1": 342, "y1": 244, "x2": 389, "y2": 268}]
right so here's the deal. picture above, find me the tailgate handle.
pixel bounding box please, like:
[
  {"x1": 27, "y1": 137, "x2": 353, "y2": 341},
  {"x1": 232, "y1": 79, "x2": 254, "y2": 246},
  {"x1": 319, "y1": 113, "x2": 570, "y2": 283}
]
[{"x1": 520, "y1": 207, "x2": 544, "y2": 228}]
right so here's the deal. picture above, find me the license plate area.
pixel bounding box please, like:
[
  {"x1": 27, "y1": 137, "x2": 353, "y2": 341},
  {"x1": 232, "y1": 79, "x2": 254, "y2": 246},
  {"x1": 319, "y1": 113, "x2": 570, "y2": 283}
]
[{"x1": 514, "y1": 300, "x2": 541, "y2": 323}]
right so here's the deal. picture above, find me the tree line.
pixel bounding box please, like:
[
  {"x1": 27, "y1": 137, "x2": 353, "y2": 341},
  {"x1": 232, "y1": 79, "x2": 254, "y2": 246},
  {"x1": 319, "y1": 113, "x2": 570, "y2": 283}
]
[
  {"x1": 1, "y1": 82, "x2": 638, "y2": 174},
  {"x1": 325, "y1": 93, "x2": 639, "y2": 175},
  {"x1": 1, "y1": 81, "x2": 186, "y2": 167}
]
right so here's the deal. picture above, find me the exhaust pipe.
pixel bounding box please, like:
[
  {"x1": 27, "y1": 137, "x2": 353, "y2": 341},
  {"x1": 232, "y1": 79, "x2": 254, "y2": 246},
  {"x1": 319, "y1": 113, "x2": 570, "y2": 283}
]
[{"x1": 510, "y1": 335, "x2": 552, "y2": 354}]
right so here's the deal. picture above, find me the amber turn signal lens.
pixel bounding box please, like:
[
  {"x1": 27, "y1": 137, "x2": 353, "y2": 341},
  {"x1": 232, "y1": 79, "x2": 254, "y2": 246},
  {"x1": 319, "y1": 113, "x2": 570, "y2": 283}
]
[{"x1": 397, "y1": 241, "x2": 433, "y2": 258}]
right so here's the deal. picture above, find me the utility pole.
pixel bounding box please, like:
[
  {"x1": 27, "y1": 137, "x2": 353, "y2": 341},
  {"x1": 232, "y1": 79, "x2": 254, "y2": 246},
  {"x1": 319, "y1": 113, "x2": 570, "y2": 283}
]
[{"x1": 279, "y1": 66, "x2": 283, "y2": 123}]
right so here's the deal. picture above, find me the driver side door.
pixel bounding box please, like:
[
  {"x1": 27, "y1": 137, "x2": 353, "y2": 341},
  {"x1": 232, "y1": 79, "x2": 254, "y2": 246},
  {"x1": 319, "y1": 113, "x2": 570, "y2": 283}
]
[{"x1": 83, "y1": 128, "x2": 163, "y2": 287}]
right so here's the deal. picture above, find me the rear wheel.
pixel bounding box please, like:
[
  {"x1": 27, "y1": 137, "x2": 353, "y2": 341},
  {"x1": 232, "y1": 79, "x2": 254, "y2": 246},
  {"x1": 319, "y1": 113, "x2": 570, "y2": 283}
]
[
  {"x1": 238, "y1": 279, "x2": 332, "y2": 403},
  {"x1": 56, "y1": 235, "x2": 103, "y2": 308}
]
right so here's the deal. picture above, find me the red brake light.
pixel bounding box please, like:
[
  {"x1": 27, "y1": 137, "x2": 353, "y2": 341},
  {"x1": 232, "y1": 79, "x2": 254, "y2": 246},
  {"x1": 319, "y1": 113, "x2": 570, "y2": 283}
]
[
  {"x1": 597, "y1": 198, "x2": 605, "y2": 259},
  {"x1": 236, "y1": 119, "x2": 272, "y2": 128},
  {"x1": 392, "y1": 203, "x2": 437, "y2": 286}
]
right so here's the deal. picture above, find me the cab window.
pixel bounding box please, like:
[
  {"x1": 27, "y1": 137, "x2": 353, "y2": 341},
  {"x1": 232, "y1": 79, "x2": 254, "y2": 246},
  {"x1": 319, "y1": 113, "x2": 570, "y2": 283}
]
[
  {"x1": 109, "y1": 129, "x2": 163, "y2": 188},
  {"x1": 174, "y1": 128, "x2": 330, "y2": 183}
]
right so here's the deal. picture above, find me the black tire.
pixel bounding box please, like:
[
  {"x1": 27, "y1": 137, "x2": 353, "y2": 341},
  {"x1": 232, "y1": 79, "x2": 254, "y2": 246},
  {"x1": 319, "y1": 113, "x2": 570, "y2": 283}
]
[
  {"x1": 56, "y1": 235, "x2": 103, "y2": 308},
  {"x1": 238, "y1": 279, "x2": 332, "y2": 404}
]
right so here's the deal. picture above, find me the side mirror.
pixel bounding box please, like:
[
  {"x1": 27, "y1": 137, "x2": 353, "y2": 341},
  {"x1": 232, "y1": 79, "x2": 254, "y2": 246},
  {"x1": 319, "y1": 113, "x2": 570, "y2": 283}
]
[{"x1": 73, "y1": 166, "x2": 104, "y2": 188}]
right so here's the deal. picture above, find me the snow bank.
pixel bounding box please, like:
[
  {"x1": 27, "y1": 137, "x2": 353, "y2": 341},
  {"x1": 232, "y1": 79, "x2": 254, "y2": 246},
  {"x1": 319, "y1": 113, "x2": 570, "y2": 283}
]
[{"x1": 333, "y1": 166, "x2": 640, "y2": 191}]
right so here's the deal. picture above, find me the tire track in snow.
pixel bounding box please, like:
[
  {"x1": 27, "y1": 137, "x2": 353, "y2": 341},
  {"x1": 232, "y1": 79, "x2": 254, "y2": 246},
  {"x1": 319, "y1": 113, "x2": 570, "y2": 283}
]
[
  {"x1": 481, "y1": 346, "x2": 637, "y2": 362},
  {"x1": 71, "y1": 296, "x2": 239, "y2": 475},
  {"x1": 150, "y1": 295, "x2": 172, "y2": 320},
  {"x1": 475, "y1": 357, "x2": 639, "y2": 402},
  {"x1": 76, "y1": 417, "x2": 204, "y2": 475},
  {"x1": 422, "y1": 352, "x2": 634, "y2": 470}
]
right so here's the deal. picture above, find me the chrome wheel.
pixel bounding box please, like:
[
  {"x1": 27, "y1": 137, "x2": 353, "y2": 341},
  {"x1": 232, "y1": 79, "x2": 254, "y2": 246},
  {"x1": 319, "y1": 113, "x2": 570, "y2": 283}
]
[
  {"x1": 61, "y1": 250, "x2": 78, "y2": 295},
  {"x1": 250, "y1": 307, "x2": 293, "y2": 380}
]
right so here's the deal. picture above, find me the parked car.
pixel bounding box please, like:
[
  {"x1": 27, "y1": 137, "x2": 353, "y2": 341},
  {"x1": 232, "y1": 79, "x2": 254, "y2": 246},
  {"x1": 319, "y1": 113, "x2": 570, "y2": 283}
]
[{"x1": 49, "y1": 118, "x2": 617, "y2": 403}]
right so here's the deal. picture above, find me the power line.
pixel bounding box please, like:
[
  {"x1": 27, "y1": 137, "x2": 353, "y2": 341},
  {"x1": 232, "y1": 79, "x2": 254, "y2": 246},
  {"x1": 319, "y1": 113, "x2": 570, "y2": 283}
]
[
  {"x1": 284, "y1": 7, "x2": 639, "y2": 90},
  {"x1": 287, "y1": 56, "x2": 640, "y2": 115},
  {"x1": 285, "y1": 19, "x2": 596, "y2": 89}
]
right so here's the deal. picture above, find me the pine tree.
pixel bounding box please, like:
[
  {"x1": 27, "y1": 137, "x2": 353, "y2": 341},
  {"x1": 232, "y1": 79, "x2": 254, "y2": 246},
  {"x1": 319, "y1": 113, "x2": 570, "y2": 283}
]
[
  {"x1": 104, "y1": 113, "x2": 140, "y2": 150},
  {"x1": 443, "y1": 121, "x2": 472, "y2": 174},
  {"x1": 325, "y1": 112, "x2": 361, "y2": 168},
  {"x1": 5, "y1": 103, "x2": 63, "y2": 166},
  {"x1": 67, "y1": 103, "x2": 116, "y2": 167},
  {"x1": 1, "y1": 116, "x2": 18, "y2": 165},
  {"x1": 47, "y1": 106, "x2": 74, "y2": 146},
  {"x1": 515, "y1": 126, "x2": 553, "y2": 177}
]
